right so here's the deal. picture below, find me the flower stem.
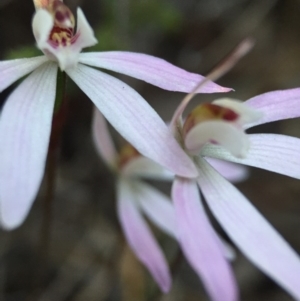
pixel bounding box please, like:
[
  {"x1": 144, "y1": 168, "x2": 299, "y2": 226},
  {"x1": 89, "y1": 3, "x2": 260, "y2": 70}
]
[{"x1": 39, "y1": 70, "x2": 68, "y2": 259}]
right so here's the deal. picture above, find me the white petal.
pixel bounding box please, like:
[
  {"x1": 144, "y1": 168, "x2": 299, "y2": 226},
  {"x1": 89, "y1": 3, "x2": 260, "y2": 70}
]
[
  {"x1": 133, "y1": 180, "x2": 176, "y2": 238},
  {"x1": 202, "y1": 134, "x2": 300, "y2": 179},
  {"x1": 0, "y1": 62, "x2": 57, "y2": 229},
  {"x1": 0, "y1": 56, "x2": 48, "y2": 92},
  {"x1": 122, "y1": 156, "x2": 173, "y2": 180},
  {"x1": 72, "y1": 8, "x2": 98, "y2": 51},
  {"x1": 117, "y1": 178, "x2": 171, "y2": 292},
  {"x1": 212, "y1": 98, "x2": 263, "y2": 126},
  {"x1": 32, "y1": 9, "x2": 53, "y2": 48},
  {"x1": 78, "y1": 51, "x2": 231, "y2": 93},
  {"x1": 172, "y1": 177, "x2": 237, "y2": 301},
  {"x1": 196, "y1": 157, "x2": 300, "y2": 301},
  {"x1": 185, "y1": 120, "x2": 250, "y2": 158},
  {"x1": 92, "y1": 107, "x2": 117, "y2": 167},
  {"x1": 205, "y1": 158, "x2": 249, "y2": 183},
  {"x1": 67, "y1": 64, "x2": 198, "y2": 177}
]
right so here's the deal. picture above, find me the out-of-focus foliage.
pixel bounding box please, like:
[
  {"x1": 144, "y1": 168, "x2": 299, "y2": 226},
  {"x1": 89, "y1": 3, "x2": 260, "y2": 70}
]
[
  {"x1": 130, "y1": 0, "x2": 182, "y2": 33},
  {"x1": 90, "y1": 0, "x2": 183, "y2": 51},
  {"x1": 5, "y1": 46, "x2": 41, "y2": 60}
]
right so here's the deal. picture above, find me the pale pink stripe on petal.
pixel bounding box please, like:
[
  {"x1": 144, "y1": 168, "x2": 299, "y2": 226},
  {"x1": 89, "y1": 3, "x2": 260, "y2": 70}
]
[
  {"x1": 67, "y1": 64, "x2": 198, "y2": 178},
  {"x1": 0, "y1": 62, "x2": 57, "y2": 229},
  {"x1": 202, "y1": 134, "x2": 300, "y2": 179},
  {"x1": 172, "y1": 177, "x2": 238, "y2": 301},
  {"x1": 134, "y1": 180, "x2": 176, "y2": 238},
  {"x1": 78, "y1": 51, "x2": 231, "y2": 93},
  {"x1": 117, "y1": 179, "x2": 171, "y2": 293},
  {"x1": 196, "y1": 157, "x2": 300, "y2": 301},
  {"x1": 92, "y1": 107, "x2": 117, "y2": 167},
  {"x1": 0, "y1": 56, "x2": 48, "y2": 92},
  {"x1": 244, "y1": 88, "x2": 300, "y2": 129},
  {"x1": 206, "y1": 158, "x2": 249, "y2": 183}
]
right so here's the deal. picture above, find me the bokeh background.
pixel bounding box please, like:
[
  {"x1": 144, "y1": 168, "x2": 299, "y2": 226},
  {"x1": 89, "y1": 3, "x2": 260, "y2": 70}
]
[{"x1": 0, "y1": 0, "x2": 300, "y2": 300}]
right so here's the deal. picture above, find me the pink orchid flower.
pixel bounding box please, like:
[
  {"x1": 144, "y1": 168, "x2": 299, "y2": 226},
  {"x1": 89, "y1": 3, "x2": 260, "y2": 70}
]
[
  {"x1": 169, "y1": 88, "x2": 300, "y2": 301},
  {"x1": 0, "y1": 0, "x2": 229, "y2": 229},
  {"x1": 92, "y1": 108, "x2": 248, "y2": 293}
]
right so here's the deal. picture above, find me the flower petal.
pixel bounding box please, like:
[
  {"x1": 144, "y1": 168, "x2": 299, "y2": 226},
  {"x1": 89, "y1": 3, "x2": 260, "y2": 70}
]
[
  {"x1": 196, "y1": 157, "x2": 300, "y2": 301},
  {"x1": 67, "y1": 64, "x2": 198, "y2": 177},
  {"x1": 0, "y1": 56, "x2": 48, "y2": 92},
  {"x1": 172, "y1": 177, "x2": 237, "y2": 301},
  {"x1": 185, "y1": 120, "x2": 250, "y2": 158},
  {"x1": 78, "y1": 51, "x2": 231, "y2": 93},
  {"x1": 117, "y1": 178, "x2": 171, "y2": 293},
  {"x1": 92, "y1": 107, "x2": 117, "y2": 167},
  {"x1": 72, "y1": 8, "x2": 98, "y2": 51},
  {"x1": 122, "y1": 156, "x2": 173, "y2": 180},
  {"x1": 202, "y1": 134, "x2": 300, "y2": 179},
  {"x1": 0, "y1": 62, "x2": 58, "y2": 229},
  {"x1": 205, "y1": 158, "x2": 249, "y2": 183},
  {"x1": 32, "y1": 9, "x2": 54, "y2": 49},
  {"x1": 215, "y1": 234, "x2": 236, "y2": 261},
  {"x1": 244, "y1": 88, "x2": 300, "y2": 129},
  {"x1": 134, "y1": 180, "x2": 176, "y2": 238}
]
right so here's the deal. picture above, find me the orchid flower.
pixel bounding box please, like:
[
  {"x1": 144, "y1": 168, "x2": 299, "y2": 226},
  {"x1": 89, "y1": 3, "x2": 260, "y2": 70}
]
[
  {"x1": 93, "y1": 108, "x2": 174, "y2": 293},
  {"x1": 92, "y1": 108, "x2": 248, "y2": 293},
  {"x1": 0, "y1": 0, "x2": 230, "y2": 229},
  {"x1": 169, "y1": 88, "x2": 300, "y2": 301}
]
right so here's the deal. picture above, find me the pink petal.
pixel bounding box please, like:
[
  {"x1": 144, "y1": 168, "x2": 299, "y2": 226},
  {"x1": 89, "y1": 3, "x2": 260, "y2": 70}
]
[
  {"x1": 117, "y1": 179, "x2": 171, "y2": 292},
  {"x1": 205, "y1": 158, "x2": 249, "y2": 183},
  {"x1": 78, "y1": 51, "x2": 231, "y2": 93},
  {"x1": 92, "y1": 107, "x2": 117, "y2": 167},
  {"x1": 172, "y1": 177, "x2": 238, "y2": 301},
  {"x1": 196, "y1": 157, "x2": 300, "y2": 300},
  {"x1": 0, "y1": 62, "x2": 57, "y2": 229},
  {"x1": 122, "y1": 156, "x2": 173, "y2": 180},
  {"x1": 0, "y1": 56, "x2": 48, "y2": 92},
  {"x1": 202, "y1": 134, "x2": 300, "y2": 179},
  {"x1": 244, "y1": 88, "x2": 300, "y2": 129},
  {"x1": 67, "y1": 64, "x2": 198, "y2": 178},
  {"x1": 134, "y1": 180, "x2": 176, "y2": 238}
]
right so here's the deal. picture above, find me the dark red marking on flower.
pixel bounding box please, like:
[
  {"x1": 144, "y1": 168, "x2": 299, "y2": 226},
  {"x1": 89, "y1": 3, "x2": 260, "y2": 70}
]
[
  {"x1": 45, "y1": 0, "x2": 75, "y2": 47},
  {"x1": 183, "y1": 103, "x2": 239, "y2": 136},
  {"x1": 223, "y1": 109, "x2": 239, "y2": 121},
  {"x1": 55, "y1": 11, "x2": 65, "y2": 23}
]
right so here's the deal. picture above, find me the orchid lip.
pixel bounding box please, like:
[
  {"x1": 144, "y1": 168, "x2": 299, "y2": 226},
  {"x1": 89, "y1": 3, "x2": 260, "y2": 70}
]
[{"x1": 32, "y1": 6, "x2": 98, "y2": 70}]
